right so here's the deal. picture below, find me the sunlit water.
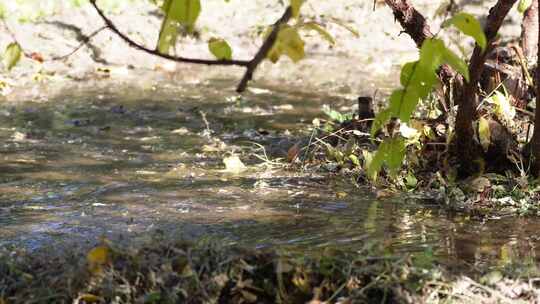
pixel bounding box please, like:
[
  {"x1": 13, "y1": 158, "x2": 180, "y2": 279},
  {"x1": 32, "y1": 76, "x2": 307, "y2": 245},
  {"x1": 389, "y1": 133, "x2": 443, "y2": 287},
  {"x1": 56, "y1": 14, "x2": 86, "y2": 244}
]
[{"x1": 0, "y1": 77, "x2": 538, "y2": 273}]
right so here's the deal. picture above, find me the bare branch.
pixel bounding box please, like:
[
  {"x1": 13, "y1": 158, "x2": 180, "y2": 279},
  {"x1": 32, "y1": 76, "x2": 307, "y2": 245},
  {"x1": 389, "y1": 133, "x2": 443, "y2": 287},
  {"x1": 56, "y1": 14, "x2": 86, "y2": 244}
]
[
  {"x1": 383, "y1": 0, "x2": 433, "y2": 48},
  {"x1": 51, "y1": 25, "x2": 108, "y2": 61},
  {"x1": 383, "y1": 0, "x2": 456, "y2": 82},
  {"x1": 88, "y1": 0, "x2": 250, "y2": 67},
  {"x1": 236, "y1": 7, "x2": 292, "y2": 93}
]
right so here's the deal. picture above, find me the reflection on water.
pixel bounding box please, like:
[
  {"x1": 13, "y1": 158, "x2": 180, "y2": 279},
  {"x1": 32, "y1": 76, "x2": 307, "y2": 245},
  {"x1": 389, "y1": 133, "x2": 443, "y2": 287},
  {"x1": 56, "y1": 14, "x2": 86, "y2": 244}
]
[{"x1": 0, "y1": 78, "x2": 538, "y2": 273}]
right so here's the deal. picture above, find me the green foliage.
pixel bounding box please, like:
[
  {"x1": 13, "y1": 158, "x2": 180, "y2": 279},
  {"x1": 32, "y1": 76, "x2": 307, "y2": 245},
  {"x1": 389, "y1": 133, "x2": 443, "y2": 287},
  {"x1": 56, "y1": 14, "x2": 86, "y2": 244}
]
[
  {"x1": 368, "y1": 13, "x2": 482, "y2": 181},
  {"x1": 3, "y1": 42, "x2": 22, "y2": 71},
  {"x1": 367, "y1": 137, "x2": 406, "y2": 180},
  {"x1": 157, "y1": 0, "x2": 201, "y2": 53},
  {"x1": 208, "y1": 38, "x2": 232, "y2": 60},
  {"x1": 322, "y1": 105, "x2": 352, "y2": 124},
  {"x1": 442, "y1": 12, "x2": 487, "y2": 51}
]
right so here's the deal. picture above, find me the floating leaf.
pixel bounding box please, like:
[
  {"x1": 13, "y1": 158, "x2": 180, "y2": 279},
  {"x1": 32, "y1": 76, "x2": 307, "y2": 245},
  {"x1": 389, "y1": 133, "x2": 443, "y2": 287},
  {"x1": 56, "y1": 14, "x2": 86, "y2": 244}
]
[
  {"x1": 208, "y1": 38, "x2": 232, "y2": 60},
  {"x1": 443, "y1": 12, "x2": 487, "y2": 51},
  {"x1": 300, "y1": 22, "x2": 335, "y2": 45},
  {"x1": 518, "y1": 0, "x2": 533, "y2": 13},
  {"x1": 290, "y1": 0, "x2": 304, "y2": 18},
  {"x1": 478, "y1": 117, "x2": 491, "y2": 152},
  {"x1": 223, "y1": 155, "x2": 247, "y2": 173},
  {"x1": 3, "y1": 42, "x2": 22, "y2": 71}
]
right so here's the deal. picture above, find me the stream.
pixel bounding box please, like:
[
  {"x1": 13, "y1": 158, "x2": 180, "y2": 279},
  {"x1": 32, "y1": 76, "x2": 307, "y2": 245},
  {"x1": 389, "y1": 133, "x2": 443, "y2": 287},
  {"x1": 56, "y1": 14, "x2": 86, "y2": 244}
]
[{"x1": 1, "y1": 77, "x2": 539, "y2": 274}]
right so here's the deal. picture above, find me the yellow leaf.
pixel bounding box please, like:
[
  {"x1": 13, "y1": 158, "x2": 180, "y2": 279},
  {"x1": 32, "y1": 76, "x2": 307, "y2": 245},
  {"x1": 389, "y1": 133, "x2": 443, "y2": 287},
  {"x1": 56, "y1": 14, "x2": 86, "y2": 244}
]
[
  {"x1": 300, "y1": 22, "x2": 335, "y2": 45},
  {"x1": 87, "y1": 246, "x2": 110, "y2": 274},
  {"x1": 3, "y1": 42, "x2": 22, "y2": 71},
  {"x1": 486, "y1": 91, "x2": 515, "y2": 123},
  {"x1": 268, "y1": 25, "x2": 305, "y2": 63},
  {"x1": 478, "y1": 117, "x2": 491, "y2": 152},
  {"x1": 290, "y1": 0, "x2": 304, "y2": 18},
  {"x1": 223, "y1": 155, "x2": 246, "y2": 173},
  {"x1": 76, "y1": 294, "x2": 104, "y2": 303}
]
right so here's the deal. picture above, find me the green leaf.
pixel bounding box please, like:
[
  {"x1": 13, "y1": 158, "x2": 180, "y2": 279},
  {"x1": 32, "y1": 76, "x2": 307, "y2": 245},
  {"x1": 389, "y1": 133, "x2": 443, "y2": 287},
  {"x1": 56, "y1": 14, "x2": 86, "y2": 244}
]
[
  {"x1": 176, "y1": 0, "x2": 201, "y2": 30},
  {"x1": 157, "y1": 0, "x2": 201, "y2": 52},
  {"x1": 400, "y1": 61, "x2": 417, "y2": 86},
  {"x1": 367, "y1": 141, "x2": 386, "y2": 181},
  {"x1": 370, "y1": 108, "x2": 393, "y2": 137},
  {"x1": 518, "y1": 0, "x2": 533, "y2": 13},
  {"x1": 389, "y1": 88, "x2": 420, "y2": 122},
  {"x1": 441, "y1": 46, "x2": 470, "y2": 82},
  {"x1": 385, "y1": 137, "x2": 406, "y2": 176},
  {"x1": 401, "y1": 60, "x2": 438, "y2": 99},
  {"x1": 3, "y1": 42, "x2": 22, "y2": 71},
  {"x1": 290, "y1": 0, "x2": 304, "y2": 18},
  {"x1": 300, "y1": 22, "x2": 335, "y2": 45},
  {"x1": 443, "y1": 12, "x2": 487, "y2": 51},
  {"x1": 208, "y1": 38, "x2": 232, "y2": 60},
  {"x1": 419, "y1": 38, "x2": 445, "y2": 72},
  {"x1": 478, "y1": 117, "x2": 491, "y2": 152},
  {"x1": 367, "y1": 137, "x2": 406, "y2": 180},
  {"x1": 349, "y1": 154, "x2": 361, "y2": 167}
]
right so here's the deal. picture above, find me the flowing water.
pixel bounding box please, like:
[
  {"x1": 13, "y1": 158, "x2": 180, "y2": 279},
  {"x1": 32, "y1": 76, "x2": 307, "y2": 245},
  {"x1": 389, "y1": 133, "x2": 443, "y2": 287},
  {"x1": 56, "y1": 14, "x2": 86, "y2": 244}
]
[{"x1": 1, "y1": 77, "x2": 539, "y2": 273}]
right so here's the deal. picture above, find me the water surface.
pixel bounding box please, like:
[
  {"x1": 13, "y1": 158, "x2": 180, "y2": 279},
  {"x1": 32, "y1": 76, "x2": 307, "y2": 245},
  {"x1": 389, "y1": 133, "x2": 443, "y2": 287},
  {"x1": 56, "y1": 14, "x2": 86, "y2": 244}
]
[{"x1": 1, "y1": 78, "x2": 538, "y2": 273}]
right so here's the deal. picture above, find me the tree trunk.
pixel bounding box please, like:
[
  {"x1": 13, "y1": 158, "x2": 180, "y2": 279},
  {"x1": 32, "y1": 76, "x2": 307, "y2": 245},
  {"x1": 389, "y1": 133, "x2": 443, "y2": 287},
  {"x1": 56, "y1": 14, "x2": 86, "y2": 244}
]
[
  {"x1": 521, "y1": 0, "x2": 539, "y2": 65},
  {"x1": 530, "y1": 0, "x2": 540, "y2": 175},
  {"x1": 453, "y1": 0, "x2": 518, "y2": 177}
]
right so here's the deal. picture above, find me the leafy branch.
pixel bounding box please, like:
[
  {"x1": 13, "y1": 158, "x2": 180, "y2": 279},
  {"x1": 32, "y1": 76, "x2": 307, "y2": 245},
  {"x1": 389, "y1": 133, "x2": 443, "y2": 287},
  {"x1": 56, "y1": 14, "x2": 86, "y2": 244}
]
[{"x1": 88, "y1": 0, "x2": 294, "y2": 93}]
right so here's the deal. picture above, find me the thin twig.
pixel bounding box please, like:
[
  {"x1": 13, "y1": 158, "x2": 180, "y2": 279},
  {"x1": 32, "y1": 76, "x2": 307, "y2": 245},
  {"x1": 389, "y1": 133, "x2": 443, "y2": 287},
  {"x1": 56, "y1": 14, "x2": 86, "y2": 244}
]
[
  {"x1": 236, "y1": 7, "x2": 293, "y2": 93},
  {"x1": 51, "y1": 26, "x2": 108, "y2": 61},
  {"x1": 1, "y1": 19, "x2": 31, "y2": 58}
]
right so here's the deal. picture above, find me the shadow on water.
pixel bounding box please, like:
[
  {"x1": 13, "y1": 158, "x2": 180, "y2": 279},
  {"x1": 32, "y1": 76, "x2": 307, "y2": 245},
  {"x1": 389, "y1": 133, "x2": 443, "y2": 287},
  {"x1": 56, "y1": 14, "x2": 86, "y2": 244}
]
[{"x1": 0, "y1": 77, "x2": 539, "y2": 273}]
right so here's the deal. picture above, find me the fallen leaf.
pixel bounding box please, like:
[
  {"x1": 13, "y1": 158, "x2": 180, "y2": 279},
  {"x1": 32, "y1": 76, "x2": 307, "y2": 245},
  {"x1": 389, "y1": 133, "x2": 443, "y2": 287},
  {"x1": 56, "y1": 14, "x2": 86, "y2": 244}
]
[
  {"x1": 223, "y1": 155, "x2": 247, "y2": 173},
  {"x1": 87, "y1": 245, "x2": 110, "y2": 274},
  {"x1": 75, "y1": 293, "x2": 104, "y2": 304}
]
